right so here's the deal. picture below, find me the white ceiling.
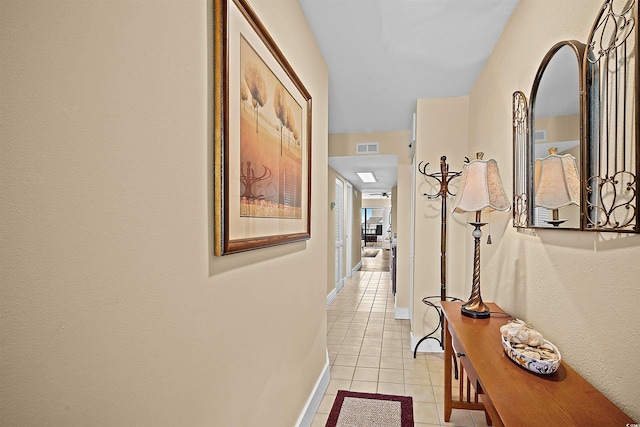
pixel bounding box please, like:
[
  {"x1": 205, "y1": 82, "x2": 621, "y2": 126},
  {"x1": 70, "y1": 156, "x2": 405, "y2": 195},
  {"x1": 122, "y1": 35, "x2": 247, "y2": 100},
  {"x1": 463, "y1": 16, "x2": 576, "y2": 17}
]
[
  {"x1": 329, "y1": 154, "x2": 398, "y2": 198},
  {"x1": 299, "y1": 0, "x2": 520, "y2": 197},
  {"x1": 299, "y1": 0, "x2": 520, "y2": 135}
]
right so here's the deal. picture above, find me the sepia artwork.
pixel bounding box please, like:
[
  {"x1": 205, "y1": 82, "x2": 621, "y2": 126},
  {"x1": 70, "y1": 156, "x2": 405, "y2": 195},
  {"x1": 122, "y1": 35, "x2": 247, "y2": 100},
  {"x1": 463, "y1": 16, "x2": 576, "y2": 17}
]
[
  {"x1": 239, "y1": 37, "x2": 303, "y2": 220},
  {"x1": 214, "y1": 0, "x2": 312, "y2": 256}
]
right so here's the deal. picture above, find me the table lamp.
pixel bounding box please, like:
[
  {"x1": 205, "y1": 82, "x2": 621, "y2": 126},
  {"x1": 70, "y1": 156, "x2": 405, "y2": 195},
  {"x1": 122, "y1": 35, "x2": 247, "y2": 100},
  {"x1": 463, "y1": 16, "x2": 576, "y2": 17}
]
[
  {"x1": 534, "y1": 148, "x2": 580, "y2": 227},
  {"x1": 451, "y1": 152, "x2": 511, "y2": 319}
]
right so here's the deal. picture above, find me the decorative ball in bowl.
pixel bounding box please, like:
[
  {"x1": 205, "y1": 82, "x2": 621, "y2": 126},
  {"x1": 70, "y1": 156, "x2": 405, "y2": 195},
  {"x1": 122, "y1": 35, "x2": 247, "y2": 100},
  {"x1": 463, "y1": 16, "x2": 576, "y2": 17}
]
[{"x1": 501, "y1": 335, "x2": 561, "y2": 375}]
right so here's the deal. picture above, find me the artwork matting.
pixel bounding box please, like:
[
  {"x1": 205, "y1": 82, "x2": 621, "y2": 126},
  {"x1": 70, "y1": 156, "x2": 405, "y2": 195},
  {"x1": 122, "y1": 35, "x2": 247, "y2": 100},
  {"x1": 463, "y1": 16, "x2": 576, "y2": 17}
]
[{"x1": 214, "y1": 0, "x2": 312, "y2": 256}]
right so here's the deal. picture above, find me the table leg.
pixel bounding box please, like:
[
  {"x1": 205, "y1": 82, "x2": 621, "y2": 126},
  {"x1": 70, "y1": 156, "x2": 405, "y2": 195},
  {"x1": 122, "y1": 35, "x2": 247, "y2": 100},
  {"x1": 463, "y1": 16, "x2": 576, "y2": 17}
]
[{"x1": 443, "y1": 317, "x2": 452, "y2": 422}]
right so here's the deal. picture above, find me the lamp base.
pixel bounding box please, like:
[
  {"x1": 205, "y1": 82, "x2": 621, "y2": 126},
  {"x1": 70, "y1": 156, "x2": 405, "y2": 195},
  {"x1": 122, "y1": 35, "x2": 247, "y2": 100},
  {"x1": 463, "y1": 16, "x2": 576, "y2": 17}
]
[
  {"x1": 461, "y1": 305, "x2": 491, "y2": 319},
  {"x1": 462, "y1": 219, "x2": 491, "y2": 320}
]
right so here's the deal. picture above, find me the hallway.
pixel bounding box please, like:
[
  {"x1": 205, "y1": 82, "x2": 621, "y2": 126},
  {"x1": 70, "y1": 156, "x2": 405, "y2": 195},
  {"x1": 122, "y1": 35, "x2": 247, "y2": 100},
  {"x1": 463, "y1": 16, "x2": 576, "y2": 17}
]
[
  {"x1": 359, "y1": 245, "x2": 390, "y2": 272},
  {"x1": 310, "y1": 270, "x2": 491, "y2": 427}
]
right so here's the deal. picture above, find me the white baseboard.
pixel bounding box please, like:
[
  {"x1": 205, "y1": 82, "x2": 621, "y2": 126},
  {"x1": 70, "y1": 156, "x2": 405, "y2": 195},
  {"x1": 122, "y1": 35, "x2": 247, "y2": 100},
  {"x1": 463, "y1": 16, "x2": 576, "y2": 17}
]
[
  {"x1": 295, "y1": 351, "x2": 331, "y2": 427},
  {"x1": 394, "y1": 307, "x2": 410, "y2": 320},
  {"x1": 328, "y1": 275, "x2": 348, "y2": 307},
  {"x1": 352, "y1": 261, "x2": 362, "y2": 275},
  {"x1": 327, "y1": 288, "x2": 337, "y2": 307},
  {"x1": 411, "y1": 331, "x2": 444, "y2": 353}
]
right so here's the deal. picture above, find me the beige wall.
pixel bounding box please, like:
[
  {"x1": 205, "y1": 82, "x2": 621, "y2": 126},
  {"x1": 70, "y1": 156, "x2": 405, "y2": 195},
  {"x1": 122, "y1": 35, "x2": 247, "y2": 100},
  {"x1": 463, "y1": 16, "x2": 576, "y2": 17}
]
[
  {"x1": 0, "y1": 0, "x2": 329, "y2": 426},
  {"x1": 362, "y1": 199, "x2": 392, "y2": 208},
  {"x1": 329, "y1": 130, "x2": 411, "y2": 158},
  {"x1": 469, "y1": 0, "x2": 639, "y2": 420},
  {"x1": 394, "y1": 162, "x2": 412, "y2": 312},
  {"x1": 535, "y1": 114, "x2": 580, "y2": 143},
  {"x1": 412, "y1": 96, "x2": 471, "y2": 343},
  {"x1": 328, "y1": 130, "x2": 412, "y2": 312}
]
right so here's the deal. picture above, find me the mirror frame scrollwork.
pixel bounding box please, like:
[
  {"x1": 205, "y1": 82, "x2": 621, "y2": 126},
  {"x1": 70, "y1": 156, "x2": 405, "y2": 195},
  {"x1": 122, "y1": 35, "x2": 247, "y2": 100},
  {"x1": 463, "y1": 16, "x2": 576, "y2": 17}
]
[
  {"x1": 583, "y1": 0, "x2": 639, "y2": 233},
  {"x1": 513, "y1": 0, "x2": 638, "y2": 233},
  {"x1": 512, "y1": 91, "x2": 529, "y2": 228}
]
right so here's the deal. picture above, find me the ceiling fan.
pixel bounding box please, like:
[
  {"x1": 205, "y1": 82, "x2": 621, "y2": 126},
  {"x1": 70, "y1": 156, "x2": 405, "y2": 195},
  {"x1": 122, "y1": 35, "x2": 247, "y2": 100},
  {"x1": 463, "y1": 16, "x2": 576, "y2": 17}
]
[{"x1": 368, "y1": 192, "x2": 391, "y2": 198}]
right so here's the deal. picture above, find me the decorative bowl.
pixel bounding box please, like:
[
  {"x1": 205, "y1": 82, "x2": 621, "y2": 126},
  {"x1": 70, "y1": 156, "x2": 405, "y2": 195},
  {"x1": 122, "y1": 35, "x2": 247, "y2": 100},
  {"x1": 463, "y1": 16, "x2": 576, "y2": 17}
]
[{"x1": 501, "y1": 336, "x2": 561, "y2": 375}]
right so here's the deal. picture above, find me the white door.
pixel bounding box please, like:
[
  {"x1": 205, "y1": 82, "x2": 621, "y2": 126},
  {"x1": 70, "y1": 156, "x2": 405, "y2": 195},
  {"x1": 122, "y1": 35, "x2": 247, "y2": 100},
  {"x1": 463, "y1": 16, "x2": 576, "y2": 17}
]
[
  {"x1": 335, "y1": 179, "x2": 345, "y2": 291},
  {"x1": 345, "y1": 183, "x2": 353, "y2": 278}
]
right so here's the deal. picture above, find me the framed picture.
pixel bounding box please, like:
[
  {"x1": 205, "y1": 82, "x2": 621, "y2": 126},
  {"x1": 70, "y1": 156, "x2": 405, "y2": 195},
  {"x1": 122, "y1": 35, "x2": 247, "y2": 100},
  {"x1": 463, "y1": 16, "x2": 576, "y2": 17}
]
[{"x1": 214, "y1": 0, "x2": 312, "y2": 255}]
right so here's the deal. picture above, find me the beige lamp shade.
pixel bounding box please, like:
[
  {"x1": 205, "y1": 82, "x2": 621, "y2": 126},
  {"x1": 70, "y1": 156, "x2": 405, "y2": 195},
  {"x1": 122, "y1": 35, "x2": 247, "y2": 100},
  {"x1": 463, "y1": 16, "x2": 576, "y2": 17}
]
[
  {"x1": 534, "y1": 148, "x2": 580, "y2": 210},
  {"x1": 451, "y1": 154, "x2": 511, "y2": 214}
]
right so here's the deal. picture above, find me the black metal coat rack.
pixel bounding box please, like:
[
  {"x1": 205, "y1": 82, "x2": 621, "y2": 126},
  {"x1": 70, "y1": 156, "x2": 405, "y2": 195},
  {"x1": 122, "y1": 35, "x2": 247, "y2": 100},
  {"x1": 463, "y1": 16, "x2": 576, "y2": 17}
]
[
  {"x1": 418, "y1": 156, "x2": 466, "y2": 301},
  {"x1": 413, "y1": 155, "x2": 466, "y2": 356}
]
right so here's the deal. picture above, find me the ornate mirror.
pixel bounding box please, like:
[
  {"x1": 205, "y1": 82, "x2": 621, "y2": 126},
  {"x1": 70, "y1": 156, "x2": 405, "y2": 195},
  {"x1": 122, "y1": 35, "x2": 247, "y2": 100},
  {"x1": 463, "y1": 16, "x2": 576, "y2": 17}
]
[
  {"x1": 512, "y1": 91, "x2": 529, "y2": 228},
  {"x1": 583, "y1": 0, "x2": 639, "y2": 232},
  {"x1": 528, "y1": 41, "x2": 585, "y2": 229}
]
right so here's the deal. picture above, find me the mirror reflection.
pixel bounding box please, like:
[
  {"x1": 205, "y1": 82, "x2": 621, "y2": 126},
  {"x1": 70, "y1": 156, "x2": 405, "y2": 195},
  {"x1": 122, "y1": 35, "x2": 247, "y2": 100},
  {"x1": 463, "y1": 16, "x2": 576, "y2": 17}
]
[{"x1": 530, "y1": 42, "x2": 584, "y2": 228}]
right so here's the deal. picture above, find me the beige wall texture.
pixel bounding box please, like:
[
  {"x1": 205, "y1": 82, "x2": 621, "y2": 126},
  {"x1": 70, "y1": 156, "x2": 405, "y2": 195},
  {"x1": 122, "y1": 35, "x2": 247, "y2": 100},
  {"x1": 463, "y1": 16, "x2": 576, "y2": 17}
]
[
  {"x1": 394, "y1": 162, "x2": 413, "y2": 313},
  {"x1": 468, "y1": 0, "x2": 639, "y2": 420},
  {"x1": 535, "y1": 114, "x2": 580, "y2": 144},
  {"x1": 362, "y1": 198, "x2": 392, "y2": 208},
  {"x1": 0, "y1": 0, "x2": 329, "y2": 426},
  {"x1": 412, "y1": 96, "x2": 472, "y2": 343},
  {"x1": 328, "y1": 130, "x2": 412, "y2": 311}
]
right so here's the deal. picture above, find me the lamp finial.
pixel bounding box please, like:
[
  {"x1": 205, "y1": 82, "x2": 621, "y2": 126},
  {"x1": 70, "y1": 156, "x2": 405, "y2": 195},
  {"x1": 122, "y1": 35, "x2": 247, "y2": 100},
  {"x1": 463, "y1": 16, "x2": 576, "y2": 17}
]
[{"x1": 476, "y1": 152, "x2": 484, "y2": 160}]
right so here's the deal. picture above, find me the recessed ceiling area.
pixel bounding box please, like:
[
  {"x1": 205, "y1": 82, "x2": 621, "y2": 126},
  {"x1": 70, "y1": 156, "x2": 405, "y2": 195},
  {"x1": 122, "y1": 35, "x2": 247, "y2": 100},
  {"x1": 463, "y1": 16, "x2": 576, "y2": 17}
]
[
  {"x1": 329, "y1": 155, "x2": 398, "y2": 199},
  {"x1": 301, "y1": 1, "x2": 520, "y2": 197}
]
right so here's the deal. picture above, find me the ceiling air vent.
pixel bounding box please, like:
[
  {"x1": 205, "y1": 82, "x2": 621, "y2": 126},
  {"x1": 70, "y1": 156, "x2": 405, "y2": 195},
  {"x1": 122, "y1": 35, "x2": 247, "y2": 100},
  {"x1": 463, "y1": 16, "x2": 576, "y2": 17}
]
[
  {"x1": 356, "y1": 142, "x2": 379, "y2": 154},
  {"x1": 534, "y1": 129, "x2": 547, "y2": 142}
]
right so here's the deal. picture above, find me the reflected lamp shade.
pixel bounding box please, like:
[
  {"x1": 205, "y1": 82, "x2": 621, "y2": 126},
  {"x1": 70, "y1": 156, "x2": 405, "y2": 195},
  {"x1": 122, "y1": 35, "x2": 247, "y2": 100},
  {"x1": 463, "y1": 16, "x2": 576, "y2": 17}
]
[
  {"x1": 451, "y1": 156, "x2": 511, "y2": 214},
  {"x1": 534, "y1": 148, "x2": 580, "y2": 209}
]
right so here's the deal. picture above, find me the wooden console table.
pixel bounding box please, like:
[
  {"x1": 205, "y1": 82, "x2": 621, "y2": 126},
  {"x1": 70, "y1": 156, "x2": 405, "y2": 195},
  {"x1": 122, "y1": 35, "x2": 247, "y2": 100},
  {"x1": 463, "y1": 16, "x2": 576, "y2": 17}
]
[{"x1": 442, "y1": 301, "x2": 635, "y2": 427}]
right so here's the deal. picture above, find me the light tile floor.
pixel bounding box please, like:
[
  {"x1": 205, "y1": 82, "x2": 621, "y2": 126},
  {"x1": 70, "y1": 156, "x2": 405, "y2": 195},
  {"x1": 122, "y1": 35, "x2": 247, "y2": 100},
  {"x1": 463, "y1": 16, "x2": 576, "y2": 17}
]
[{"x1": 310, "y1": 270, "x2": 490, "y2": 427}]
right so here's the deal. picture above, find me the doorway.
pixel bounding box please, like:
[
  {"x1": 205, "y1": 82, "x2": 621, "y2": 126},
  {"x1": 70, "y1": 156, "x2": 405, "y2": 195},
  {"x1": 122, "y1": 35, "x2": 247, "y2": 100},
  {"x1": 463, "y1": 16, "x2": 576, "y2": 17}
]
[
  {"x1": 360, "y1": 207, "x2": 390, "y2": 272},
  {"x1": 334, "y1": 178, "x2": 345, "y2": 291},
  {"x1": 345, "y1": 183, "x2": 353, "y2": 278}
]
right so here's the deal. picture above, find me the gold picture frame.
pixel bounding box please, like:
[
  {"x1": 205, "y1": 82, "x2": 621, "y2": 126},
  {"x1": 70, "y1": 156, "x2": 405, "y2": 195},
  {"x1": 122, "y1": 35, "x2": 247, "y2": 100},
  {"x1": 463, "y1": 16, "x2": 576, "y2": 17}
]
[{"x1": 214, "y1": 0, "x2": 312, "y2": 255}]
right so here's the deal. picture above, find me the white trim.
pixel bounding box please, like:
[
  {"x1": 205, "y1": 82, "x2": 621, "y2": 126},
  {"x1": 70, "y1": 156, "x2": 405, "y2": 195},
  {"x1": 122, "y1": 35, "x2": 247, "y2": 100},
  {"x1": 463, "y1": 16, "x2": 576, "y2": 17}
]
[
  {"x1": 394, "y1": 306, "x2": 410, "y2": 320},
  {"x1": 327, "y1": 288, "x2": 337, "y2": 307},
  {"x1": 328, "y1": 275, "x2": 348, "y2": 307},
  {"x1": 409, "y1": 112, "x2": 416, "y2": 158},
  {"x1": 410, "y1": 331, "x2": 444, "y2": 354},
  {"x1": 409, "y1": 156, "x2": 416, "y2": 330},
  {"x1": 352, "y1": 261, "x2": 362, "y2": 275},
  {"x1": 335, "y1": 178, "x2": 345, "y2": 292},
  {"x1": 295, "y1": 351, "x2": 331, "y2": 427},
  {"x1": 345, "y1": 183, "x2": 353, "y2": 278}
]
